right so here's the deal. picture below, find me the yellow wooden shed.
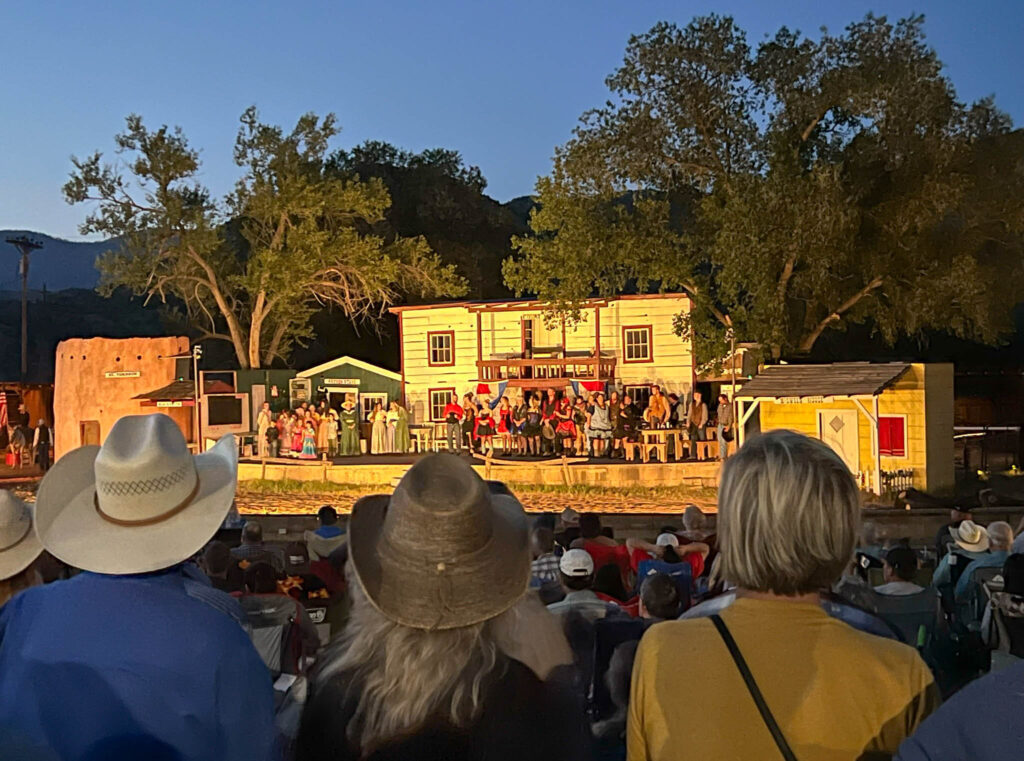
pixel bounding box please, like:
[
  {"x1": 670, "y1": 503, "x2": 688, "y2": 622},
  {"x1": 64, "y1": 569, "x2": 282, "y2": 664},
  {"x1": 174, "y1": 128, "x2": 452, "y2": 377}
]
[{"x1": 735, "y1": 363, "x2": 954, "y2": 494}]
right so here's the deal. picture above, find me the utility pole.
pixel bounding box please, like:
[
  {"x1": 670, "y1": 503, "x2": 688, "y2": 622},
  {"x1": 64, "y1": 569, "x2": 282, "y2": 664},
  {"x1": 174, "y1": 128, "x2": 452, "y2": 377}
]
[
  {"x1": 6, "y1": 236, "x2": 42, "y2": 381},
  {"x1": 192, "y1": 343, "x2": 203, "y2": 452}
]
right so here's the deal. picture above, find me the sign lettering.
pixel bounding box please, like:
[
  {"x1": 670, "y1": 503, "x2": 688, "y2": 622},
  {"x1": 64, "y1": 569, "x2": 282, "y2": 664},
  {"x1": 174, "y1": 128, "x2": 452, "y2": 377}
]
[{"x1": 104, "y1": 370, "x2": 141, "y2": 379}]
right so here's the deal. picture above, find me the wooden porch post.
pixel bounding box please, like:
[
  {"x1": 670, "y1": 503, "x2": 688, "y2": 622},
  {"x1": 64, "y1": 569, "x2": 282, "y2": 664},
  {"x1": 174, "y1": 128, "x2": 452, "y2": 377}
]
[
  {"x1": 594, "y1": 305, "x2": 602, "y2": 379},
  {"x1": 873, "y1": 395, "x2": 882, "y2": 495},
  {"x1": 476, "y1": 312, "x2": 483, "y2": 364}
]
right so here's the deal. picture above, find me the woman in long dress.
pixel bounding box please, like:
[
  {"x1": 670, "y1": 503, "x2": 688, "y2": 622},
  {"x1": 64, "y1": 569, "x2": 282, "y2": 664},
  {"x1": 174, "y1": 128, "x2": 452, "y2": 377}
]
[
  {"x1": 392, "y1": 401, "x2": 411, "y2": 454},
  {"x1": 384, "y1": 403, "x2": 399, "y2": 453},
  {"x1": 339, "y1": 399, "x2": 360, "y2": 456},
  {"x1": 300, "y1": 420, "x2": 318, "y2": 459},
  {"x1": 370, "y1": 402, "x2": 387, "y2": 455},
  {"x1": 291, "y1": 413, "x2": 304, "y2": 456},
  {"x1": 316, "y1": 410, "x2": 331, "y2": 455},
  {"x1": 326, "y1": 410, "x2": 339, "y2": 457},
  {"x1": 278, "y1": 412, "x2": 292, "y2": 456}
]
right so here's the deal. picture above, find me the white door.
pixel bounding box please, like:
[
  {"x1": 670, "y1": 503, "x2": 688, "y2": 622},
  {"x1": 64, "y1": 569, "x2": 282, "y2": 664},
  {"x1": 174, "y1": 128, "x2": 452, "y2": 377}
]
[
  {"x1": 251, "y1": 384, "x2": 266, "y2": 421},
  {"x1": 817, "y1": 409, "x2": 859, "y2": 474}
]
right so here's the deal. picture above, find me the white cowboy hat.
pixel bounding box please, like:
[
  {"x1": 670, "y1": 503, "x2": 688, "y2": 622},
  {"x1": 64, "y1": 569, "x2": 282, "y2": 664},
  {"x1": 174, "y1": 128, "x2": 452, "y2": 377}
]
[
  {"x1": 0, "y1": 490, "x2": 43, "y2": 580},
  {"x1": 950, "y1": 520, "x2": 990, "y2": 553},
  {"x1": 34, "y1": 414, "x2": 238, "y2": 575}
]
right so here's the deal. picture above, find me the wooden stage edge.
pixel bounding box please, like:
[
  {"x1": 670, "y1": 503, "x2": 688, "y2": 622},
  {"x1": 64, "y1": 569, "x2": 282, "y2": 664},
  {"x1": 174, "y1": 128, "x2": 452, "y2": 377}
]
[
  {"x1": 235, "y1": 455, "x2": 723, "y2": 516},
  {"x1": 238, "y1": 455, "x2": 722, "y2": 490}
]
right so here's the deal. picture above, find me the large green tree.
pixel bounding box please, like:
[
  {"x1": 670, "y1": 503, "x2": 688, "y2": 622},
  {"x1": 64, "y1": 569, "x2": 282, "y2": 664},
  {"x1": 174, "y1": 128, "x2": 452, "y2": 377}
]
[
  {"x1": 64, "y1": 108, "x2": 466, "y2": 368},
  {"x1": 505, "y1": 14, "x2": 1024, "y2": 361}
]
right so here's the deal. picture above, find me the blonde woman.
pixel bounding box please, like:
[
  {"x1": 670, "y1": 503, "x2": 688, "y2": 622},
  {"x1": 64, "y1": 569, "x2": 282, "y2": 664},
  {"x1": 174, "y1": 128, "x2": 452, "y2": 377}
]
[
  {"x1": 296, "y1": 455, "x2": 587, "y2": 761},
  {"x1": 628, "y1": 431, "x2": 938, "y2": 760}
]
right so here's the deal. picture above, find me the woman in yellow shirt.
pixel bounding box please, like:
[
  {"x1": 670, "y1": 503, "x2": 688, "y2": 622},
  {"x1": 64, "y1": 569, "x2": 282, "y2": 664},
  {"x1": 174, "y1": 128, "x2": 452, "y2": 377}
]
[{"x1": 628, "y1": 430, "x2": 938, "y2": 761}]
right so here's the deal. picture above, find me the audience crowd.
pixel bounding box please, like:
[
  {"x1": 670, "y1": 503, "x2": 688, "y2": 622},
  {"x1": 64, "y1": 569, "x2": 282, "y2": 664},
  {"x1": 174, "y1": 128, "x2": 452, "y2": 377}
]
[{"x1": 1, "y1": 412, "x2": 1023, "y2": 760}]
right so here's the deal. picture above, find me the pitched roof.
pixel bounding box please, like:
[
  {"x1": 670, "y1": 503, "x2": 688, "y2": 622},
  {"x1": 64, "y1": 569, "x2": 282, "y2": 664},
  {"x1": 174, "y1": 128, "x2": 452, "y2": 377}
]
[
  {"x1": 296, "y1": 355, "x2": 401, "y2": 381},
  {"x1": 133, "y1": 380, "x2": 196, "y2": 401},
  {"x1": 736, "y1": 363, "x2": 911, "y2": 399}
]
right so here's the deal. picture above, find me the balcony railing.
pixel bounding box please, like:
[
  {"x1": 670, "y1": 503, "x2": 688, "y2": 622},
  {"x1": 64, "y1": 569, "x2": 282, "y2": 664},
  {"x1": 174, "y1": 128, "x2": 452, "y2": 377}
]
[{"x1": 477, "y1": 357, "x2": 617, "y2": 382}]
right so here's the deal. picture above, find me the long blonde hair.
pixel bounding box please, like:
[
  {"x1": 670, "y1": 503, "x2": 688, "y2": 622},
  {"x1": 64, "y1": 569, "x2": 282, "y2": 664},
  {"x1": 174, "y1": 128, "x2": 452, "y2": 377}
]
[{"x1": 320, "y1": 569, "x2": 570, "y2": 752}]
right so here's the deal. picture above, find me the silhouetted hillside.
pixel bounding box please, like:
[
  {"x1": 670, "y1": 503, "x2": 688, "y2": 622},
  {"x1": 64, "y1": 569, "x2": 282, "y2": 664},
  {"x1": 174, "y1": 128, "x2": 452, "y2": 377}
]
[{"x1": 0, "y1": 231, "x2": 109, "y2": 292}]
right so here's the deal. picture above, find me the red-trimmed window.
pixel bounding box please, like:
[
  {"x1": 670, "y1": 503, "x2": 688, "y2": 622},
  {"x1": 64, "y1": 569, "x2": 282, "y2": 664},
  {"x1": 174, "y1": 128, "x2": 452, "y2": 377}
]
[
  {"x1": 427, "y1": 331, "x2": 454, "y2": 366},
  {"x1": 622, "y1": 326, "x2": 653, "y2": 363},
  {"x1": 429, "y1": 388, "x2": 455, "y2": 422},
  {"x1": 879, "y1": 416, "x2": 907, "y2": 457}
]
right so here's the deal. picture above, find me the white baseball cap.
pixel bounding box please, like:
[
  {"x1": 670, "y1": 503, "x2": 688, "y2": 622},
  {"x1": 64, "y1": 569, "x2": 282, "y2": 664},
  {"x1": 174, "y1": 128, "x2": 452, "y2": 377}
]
[
  {"x1": 656, "y1": 532, "x2": 680, "y2": 547},
  {"x1": 559, "y1": 548, "x2": 594, "y2": 577}
]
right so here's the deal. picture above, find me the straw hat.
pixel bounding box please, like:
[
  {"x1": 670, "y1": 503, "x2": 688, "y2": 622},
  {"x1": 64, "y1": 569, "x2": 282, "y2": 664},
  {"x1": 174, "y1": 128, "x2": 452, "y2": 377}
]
[
  {"x1": 349, "y1": 453, "x2": 529, "y2": 630},
  {"x1": 950, "y1": 520, "x2": 990, "y2": 553},
  {"x1": 0, "y1": 491, "x2": 43, "y2": 580},
  {"x1": 34, "y1": 414, "x2": 238, "y2": 575}
]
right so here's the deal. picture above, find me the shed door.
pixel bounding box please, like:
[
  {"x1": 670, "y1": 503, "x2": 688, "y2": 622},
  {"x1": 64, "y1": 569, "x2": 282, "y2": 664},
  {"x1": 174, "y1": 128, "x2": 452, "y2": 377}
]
[{"x1": 817, "y1": 409, "x2": 859, "y2": 474}]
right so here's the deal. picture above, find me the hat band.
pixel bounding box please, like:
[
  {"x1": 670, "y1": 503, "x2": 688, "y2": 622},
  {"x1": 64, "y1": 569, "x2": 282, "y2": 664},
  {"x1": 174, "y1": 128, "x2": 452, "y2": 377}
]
[
  {"x1": 94, "y1": 479, "x2": 201, "y2": 527},
  {"x1": 0, "y1": 518, "x2": 30, "y2": 552}
]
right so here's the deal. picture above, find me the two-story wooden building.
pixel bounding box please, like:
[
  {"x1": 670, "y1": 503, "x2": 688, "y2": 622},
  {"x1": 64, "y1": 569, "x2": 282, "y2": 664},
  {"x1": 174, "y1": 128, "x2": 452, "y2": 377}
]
[{"x1": 390, "y1": 294, "x2": 695, "y2": 424}]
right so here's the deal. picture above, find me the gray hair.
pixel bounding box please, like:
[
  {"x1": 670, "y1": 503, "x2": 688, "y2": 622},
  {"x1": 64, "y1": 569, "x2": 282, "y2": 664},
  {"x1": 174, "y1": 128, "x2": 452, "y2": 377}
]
[
  {"x1": 318, "y1": 569, "x2": 570, "y2": 752},
  {"x1": 683, "y1": 505, "x2": 706, "y2": 531},
  {"x1": 717, "y1": 430, "x2": 861, "y2": 595},
  {"x1": 988, "y1": 521, "x2": 1014, "y2": 551}
]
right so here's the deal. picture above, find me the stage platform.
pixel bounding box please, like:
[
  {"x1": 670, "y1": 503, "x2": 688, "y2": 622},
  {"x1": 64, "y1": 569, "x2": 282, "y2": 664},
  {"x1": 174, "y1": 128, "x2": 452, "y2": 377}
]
[
  {"x1": 235, "y1": 453, "x2": 722, "y2": 516},
  {"x1": 238, "y1": 453, "x2": 721, "y2": 489}
]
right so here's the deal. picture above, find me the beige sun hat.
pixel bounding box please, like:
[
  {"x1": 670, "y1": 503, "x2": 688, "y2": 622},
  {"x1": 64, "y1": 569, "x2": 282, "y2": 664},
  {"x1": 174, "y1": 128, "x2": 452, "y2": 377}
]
[
  {"x1": 950, "y1": 520, "x2": 990, "y2": 553},
  {"x1": 348, "y1": 453, "x2": 530, "y2": 631},
  {"x1": 34, "y1": 414, "x2": 238, "y2": 575},
  {"x1": 0, "y1": 491, "x2": 43, "y2": 580}
]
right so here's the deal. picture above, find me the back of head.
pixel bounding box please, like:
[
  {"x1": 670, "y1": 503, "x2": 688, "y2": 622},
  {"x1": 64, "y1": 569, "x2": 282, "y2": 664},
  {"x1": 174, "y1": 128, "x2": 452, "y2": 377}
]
[
  {"x1": 203, "y1": 540, "x2": 231, "y2": 576},
  {"x1": 318, "y1": 505, "x2": 338, "y2": 526},
  {"x1": 531, "y1": 526, "x2": 554, "y2": 557},
  {"x1": 579, "y1": 513, "x2": 603, "y2": 540},
  {"x1": 640, "y1": 572, "x2": 681, "y2": 619},
  {"x1": 284, "y1": 542, "x2": 310, "y2": 575},
  {"x1": 244, "y1": 562, "x2": 278, "y2": 594},
  {"x1": 988, "y1": 521, "x2": 1014, "y2": 551},
  {"x1": 718, "y1": 430, "x2": 860, "y2": 596},
  {"x1": 682, "y1": 505, "x2": 705, "y2": 532},
  {"x1": 242, "y1": 521, "x2": 263, "y2": 545},
  {"x1": 593, "y1": 563, "x2": 627, "y2": 601},
  {"x1": 1003, "y1": 553, "x2": 1024, "y2": 596},
  {"x1": 883, "y1": 546, "x2": 918, "y2": 582}
]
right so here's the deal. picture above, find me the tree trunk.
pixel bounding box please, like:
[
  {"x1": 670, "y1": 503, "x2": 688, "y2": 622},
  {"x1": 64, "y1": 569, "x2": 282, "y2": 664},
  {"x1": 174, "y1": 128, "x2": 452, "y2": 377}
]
[
  {"x1": 263, "y1": 321, "x2": 290, "y2": 367},
  {"x1": 248, "y1": 291, "x2": 267, "y2": 369}
]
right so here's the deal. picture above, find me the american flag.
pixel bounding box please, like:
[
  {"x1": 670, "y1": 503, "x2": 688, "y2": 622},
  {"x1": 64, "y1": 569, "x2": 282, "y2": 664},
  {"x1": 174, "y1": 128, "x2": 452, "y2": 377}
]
[{"x1": 0, "y1": 392, "x2": 8, "y2": 429}]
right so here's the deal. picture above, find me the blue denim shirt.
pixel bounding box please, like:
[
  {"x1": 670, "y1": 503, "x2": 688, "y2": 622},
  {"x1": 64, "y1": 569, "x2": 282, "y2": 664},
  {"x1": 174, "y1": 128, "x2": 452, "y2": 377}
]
[{"x1": 0, "y1": 566, "x2": 275, "y2": 761}]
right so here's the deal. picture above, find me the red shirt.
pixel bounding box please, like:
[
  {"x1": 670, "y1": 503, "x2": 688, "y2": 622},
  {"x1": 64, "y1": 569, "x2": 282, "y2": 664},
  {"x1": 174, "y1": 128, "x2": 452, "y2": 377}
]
[{"x1": 442, "y1": 403, "x2": 463, "y2": 421}]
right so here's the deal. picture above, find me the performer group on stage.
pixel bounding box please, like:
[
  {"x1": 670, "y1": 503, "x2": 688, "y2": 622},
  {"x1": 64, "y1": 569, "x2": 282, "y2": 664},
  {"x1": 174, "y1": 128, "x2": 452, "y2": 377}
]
[{"x1": 253, "y1": 386, "x2": 732, "y2": 461}]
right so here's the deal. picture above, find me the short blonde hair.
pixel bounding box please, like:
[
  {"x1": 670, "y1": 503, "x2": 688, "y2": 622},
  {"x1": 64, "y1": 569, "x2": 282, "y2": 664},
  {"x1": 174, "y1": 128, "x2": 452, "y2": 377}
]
[{"x1": 717, "y1": 430, "x2": 860, "y2": 595}]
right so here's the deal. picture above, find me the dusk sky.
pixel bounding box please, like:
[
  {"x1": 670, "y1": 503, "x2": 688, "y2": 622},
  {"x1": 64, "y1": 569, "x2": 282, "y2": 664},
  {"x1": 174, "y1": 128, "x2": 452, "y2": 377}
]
[{"x1": 2, "y1": 0, "x2": 1022, "y2": 240}]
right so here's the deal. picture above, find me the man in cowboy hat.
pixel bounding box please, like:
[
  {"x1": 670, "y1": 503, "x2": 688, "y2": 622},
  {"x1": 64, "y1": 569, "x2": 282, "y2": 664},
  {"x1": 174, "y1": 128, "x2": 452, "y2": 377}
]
[
  {"x1": 0, "y1": 414, "x2": 275, "y2": 761},
  {"x1": 0, "y1": 490, "x2": 43, "y2": 608},
  {"x1": 931, "y1": 519, "x2": 992, "y2": 589}
]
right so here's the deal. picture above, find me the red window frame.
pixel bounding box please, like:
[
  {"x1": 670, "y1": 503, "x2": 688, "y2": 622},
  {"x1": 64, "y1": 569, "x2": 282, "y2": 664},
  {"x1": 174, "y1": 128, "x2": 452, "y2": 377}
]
[
  {"x1": 429, "y1": 387, "x2": 457, "y2": 422},
  {"x1": 878, "y1": 415, "x2": 907, "y2": 457},
  {"x1": 427, "y1": 331, "x2": 455, "y2": 367},
  {"x1": 621, "y1": 325, "x2": 653, "y2": 363}
]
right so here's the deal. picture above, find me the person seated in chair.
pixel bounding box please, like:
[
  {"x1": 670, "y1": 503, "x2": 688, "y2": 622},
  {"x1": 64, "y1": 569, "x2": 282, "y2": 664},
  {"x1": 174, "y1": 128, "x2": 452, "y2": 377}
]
[
  {"x1": 238, "y1": 562, "x2": 321, "y2": 676},
  {"x1": 931, "y1": 520, "x2": 990, "y2": 589},
  {"x1": 639, "y1": 572, "x2": 682, "y2": 624},
  {"x1": 981, "y1": 553, "x2": 1024, "y2": 656},
  {"x1": 956, "y1": 521, "x2": 1014, "y2": 601},
  {"x1": 547, "y1": 550, "x2": 624, "y2": 623},
  {"x1": 875, "y1": 546, "x2": 924, "y2": 596}
]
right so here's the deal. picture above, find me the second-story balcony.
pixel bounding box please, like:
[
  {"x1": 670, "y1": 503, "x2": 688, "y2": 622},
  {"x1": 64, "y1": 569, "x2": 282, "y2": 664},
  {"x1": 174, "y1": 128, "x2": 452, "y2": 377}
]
[{"x1": 477, "y1": 353, "x2": 616, "y2": 384}]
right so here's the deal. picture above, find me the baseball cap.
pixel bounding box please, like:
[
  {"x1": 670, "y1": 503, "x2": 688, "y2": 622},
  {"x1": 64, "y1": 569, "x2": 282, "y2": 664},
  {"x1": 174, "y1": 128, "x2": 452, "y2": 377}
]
[
  {"x1": 656, "y1": 533, "x2": 680, "y2": 547},
  {"x1": 559, "y1": 548, "x2": 594, "y2": 577}
]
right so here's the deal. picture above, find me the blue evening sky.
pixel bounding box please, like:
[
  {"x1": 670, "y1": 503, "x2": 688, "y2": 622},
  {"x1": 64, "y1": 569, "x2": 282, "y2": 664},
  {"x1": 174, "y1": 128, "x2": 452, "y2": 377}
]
[{"x1": 1, "y1": 0, "x2": 1021, "y2": 239}]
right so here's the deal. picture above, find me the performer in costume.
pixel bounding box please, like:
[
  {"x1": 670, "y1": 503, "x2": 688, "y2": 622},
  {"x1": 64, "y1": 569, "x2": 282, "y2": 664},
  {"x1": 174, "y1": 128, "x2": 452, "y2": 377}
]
[{"x1": 339, "y1": 397, "x2": 360, "y2": 456}]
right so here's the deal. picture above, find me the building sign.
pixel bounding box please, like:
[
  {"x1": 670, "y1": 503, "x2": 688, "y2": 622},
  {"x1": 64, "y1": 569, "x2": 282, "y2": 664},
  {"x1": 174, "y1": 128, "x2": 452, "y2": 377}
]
[
  {"x1": 777, "y1": 395, "x2": 829, "y2": 404},
  {"x1": 324, "y1": 378, "x2": 360, "y2": 386},
  {"x1": 156, "y1": 401, "x2": 183, "y2": 408},
  {"x1": 105, "y1": 370, "x2": 141, "y2": 379}
]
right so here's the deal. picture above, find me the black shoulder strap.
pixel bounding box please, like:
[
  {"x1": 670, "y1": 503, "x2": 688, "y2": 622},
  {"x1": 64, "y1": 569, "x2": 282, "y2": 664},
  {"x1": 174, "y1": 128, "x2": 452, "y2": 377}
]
[{"x1": 711, "y1": 614, "x2": 798, "y2": 761}]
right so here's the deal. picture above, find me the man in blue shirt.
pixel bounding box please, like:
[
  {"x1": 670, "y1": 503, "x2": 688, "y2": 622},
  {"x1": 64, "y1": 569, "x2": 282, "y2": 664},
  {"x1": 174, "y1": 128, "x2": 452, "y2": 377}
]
[{"x1": 0, "y1": 414, "x2": 276, "y2": 761}]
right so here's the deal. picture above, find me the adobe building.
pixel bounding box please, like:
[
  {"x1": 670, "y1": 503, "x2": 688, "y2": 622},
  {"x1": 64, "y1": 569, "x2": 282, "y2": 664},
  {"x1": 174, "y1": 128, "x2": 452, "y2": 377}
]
[{"x1": 54, "y1": 336, "x2": 192, "y2": 459}]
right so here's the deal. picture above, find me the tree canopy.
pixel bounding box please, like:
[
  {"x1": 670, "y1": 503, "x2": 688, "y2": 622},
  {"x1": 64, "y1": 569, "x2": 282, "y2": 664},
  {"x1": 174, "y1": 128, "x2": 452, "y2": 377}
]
[
  {"x1": 64, "y1": 109, "x2": 467, "y2": 369},
  {"x1": 504, "y1": 14, "x2": 1024, "y2": 361}
]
